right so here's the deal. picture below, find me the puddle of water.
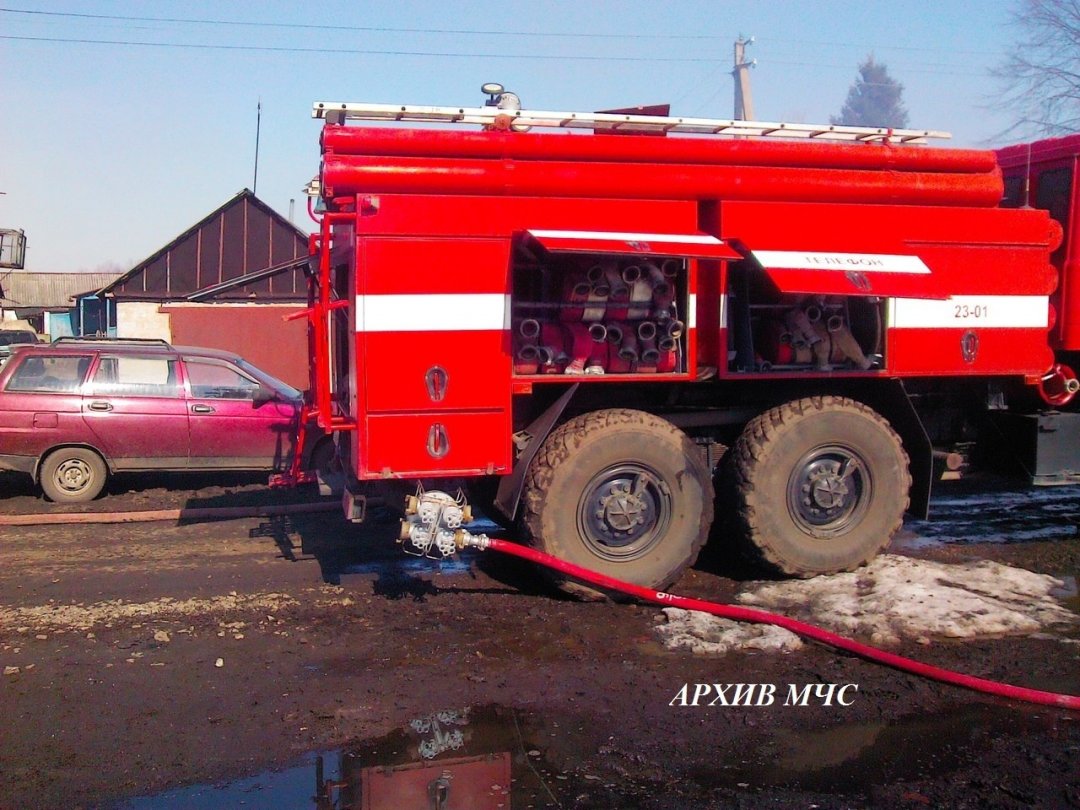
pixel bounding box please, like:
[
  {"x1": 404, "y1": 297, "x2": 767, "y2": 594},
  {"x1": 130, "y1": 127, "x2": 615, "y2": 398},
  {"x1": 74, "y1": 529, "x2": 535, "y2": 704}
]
[
  {"x1": 119, "y1": 753, "x2": 332, "y2": 809},
  {"x1": 337, "y1": 555, "x2": 475, "y2": 578},
  {"x1": 903, "y1": 484, "x2": 1080, "y2": 547},
  {"x1": 116, "y1": 705, "x2": 624, "y2": 809},
  {"x1": 115, "y1": 699, "x2": 1073, "y2": 808}
]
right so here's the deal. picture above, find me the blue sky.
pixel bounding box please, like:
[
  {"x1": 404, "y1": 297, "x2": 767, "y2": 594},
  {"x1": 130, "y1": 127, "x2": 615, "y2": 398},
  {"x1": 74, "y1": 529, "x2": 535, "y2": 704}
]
[{"x1": 1, "y1": 1, "x2": 1026, "y2": 273}]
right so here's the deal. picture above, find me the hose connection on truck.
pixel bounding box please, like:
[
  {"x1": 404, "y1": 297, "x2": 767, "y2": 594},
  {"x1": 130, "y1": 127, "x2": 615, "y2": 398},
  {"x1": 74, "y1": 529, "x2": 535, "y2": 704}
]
[{"x1": 398, "y1": 488, "x2": 491, "y2": 558}]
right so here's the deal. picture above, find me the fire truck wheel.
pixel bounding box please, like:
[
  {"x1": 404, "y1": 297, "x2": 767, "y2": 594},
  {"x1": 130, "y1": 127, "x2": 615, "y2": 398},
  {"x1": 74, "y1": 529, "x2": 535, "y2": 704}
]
[
  {"x1": 732, "y1": 396, "x2": 910, "y2": 577},
  {"x1": 522, "y1": 409, "x2": 713, "y2": 598},
  {"x1": 39, "y1": 447, "x2": 108, "y2": 503}
]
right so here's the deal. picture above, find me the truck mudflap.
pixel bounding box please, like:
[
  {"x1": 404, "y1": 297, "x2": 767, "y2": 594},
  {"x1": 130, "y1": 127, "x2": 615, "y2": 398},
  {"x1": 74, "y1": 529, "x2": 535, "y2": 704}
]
[
  {"x1": 864, "y1": 378, "x2": 934, "y2": 520},
  {"x1": 493, "y1": 384, "x2": 579, "y2": 524}
]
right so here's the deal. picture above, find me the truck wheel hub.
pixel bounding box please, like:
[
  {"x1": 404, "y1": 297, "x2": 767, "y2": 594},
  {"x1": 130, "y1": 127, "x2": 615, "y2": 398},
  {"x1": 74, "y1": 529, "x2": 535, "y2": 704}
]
[
  {"x1": 808, "y1": 466, "x2": 849, "y2": 510},
  {"x1": 788, "y1": 447, "x2": 870, "y2": 536},
  {"x1": 578, "y1": 464, "x2": 672, "y2": 559},
  {"x1": 599, "y1": 483, "x2": 649, "y2": 532}
]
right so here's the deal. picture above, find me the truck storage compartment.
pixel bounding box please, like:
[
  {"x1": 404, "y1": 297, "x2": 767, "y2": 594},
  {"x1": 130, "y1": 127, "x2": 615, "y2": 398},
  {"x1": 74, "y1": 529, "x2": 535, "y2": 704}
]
[
  {"x1": 510, "y1": 230, "x2": 736, "y2": 377},
  {"x1": 352, "y1": 235, "x2": 513, "y2": 479},
  {"x1": 365, "y1": 411, "x2": 511, "y2": 477},
  {"x1": 726, "y1": 261, "x2": 885, "y2": 373},
  {"x1": 982, "y1": 410, "x2": 1080, "y2": 485},
  {"x1": 511, "y1": 252, "x2": 687, "y2": 375},
  {"x1": 511, "y1": 250, "x2": 687, "y2": 376}
]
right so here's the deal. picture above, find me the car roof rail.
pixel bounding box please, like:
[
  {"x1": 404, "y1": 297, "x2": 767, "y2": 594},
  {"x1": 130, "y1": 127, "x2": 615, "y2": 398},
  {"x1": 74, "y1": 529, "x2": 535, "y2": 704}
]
[{"x1": 50, "y1": 336, "x2": 174, "y2": 347}]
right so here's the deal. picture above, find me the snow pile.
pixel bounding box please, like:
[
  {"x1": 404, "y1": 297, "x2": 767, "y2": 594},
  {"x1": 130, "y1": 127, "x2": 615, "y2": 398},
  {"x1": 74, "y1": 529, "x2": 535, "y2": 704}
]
[
  {"x1": 658, "y1": 554, "x2": 1076, "y2": 653},
  {"x1": 655, "y1": 608, "x2": 804, "y2": 655}
]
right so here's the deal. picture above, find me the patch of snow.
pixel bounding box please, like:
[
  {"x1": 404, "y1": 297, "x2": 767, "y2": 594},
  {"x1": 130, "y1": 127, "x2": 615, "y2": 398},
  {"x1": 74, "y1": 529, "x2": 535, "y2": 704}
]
[
  {"x1": 656, "y1": 555, "x2": 1075, "y2": 653},
  {"x1": 656, "y1": 608, "x2": 803, "y2": 655}
]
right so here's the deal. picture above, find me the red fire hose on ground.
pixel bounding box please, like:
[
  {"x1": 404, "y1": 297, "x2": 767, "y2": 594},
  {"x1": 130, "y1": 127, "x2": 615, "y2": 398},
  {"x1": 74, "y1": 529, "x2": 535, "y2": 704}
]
[{"x1": 456, "y1": 535, "x2": 1080, "y2": 711}]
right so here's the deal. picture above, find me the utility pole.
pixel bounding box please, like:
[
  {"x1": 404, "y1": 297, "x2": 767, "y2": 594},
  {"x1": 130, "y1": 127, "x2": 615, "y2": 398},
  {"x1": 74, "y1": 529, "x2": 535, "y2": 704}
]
[
  {"x1": 733, "y1": 36, "x2": 755, "y2": 120},
  {"x1": 253, "y1": 98, "x2": 262, "y2": 195}
]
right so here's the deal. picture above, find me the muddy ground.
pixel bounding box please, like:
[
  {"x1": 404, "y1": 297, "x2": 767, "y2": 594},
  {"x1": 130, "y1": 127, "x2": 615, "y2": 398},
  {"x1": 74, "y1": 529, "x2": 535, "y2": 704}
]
[{"x1": 0, "y1": 469, "x2": 1078, "y2": 809}]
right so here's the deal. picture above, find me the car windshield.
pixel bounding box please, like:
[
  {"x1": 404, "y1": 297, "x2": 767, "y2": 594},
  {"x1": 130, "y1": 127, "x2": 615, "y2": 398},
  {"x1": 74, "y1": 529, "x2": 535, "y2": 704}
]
[{"x1": 235, "y1": 358, "x2": 302, "y2": 400}]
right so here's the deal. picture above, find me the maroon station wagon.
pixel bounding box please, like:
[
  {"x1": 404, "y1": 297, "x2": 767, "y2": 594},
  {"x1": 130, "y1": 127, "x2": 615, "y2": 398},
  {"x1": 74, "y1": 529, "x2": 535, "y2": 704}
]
[{"x1": 0, "y1": 338, "x2": 328, "y2": 503}]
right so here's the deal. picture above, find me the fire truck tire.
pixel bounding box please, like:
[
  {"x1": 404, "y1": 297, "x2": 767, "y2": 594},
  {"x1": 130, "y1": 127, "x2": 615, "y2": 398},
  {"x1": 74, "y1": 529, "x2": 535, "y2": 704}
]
[
  {"x1": 39, "y1": 447, "x2": 108, "y2": 503},
  {"x1": 521, "y1": 409, "x2": 713, "y2": 598},
  {"x1": 732, "y1": 396, "x2": 910, "y2": 577}
]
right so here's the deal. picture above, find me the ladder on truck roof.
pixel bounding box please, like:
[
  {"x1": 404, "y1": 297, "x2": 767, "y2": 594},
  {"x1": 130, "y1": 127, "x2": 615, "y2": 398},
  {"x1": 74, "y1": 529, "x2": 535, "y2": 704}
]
[{"x1": 312, "y1": 102, "x2": 950, "y2": 144}]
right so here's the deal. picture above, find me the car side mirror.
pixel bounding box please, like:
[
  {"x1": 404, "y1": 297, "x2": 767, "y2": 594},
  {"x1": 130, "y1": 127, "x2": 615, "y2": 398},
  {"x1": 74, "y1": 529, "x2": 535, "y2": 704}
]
[{"x1": 252, "y1": 384, "x2": 278, "y2": 408}]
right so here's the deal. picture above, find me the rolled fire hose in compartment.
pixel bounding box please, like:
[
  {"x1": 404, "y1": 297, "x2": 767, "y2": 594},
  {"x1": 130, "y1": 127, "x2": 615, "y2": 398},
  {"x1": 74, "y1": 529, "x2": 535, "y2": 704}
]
[
  {"x1": 512, "y1": 255, "x2": 685, "y2": 376},
  {"x1": 399, "y1": 489, "x2": 1080, "y2": 711}
]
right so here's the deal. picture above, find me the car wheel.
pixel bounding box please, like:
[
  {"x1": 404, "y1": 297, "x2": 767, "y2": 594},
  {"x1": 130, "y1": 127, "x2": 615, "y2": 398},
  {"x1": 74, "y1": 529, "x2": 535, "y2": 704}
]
[
  {"x1": 731, "y1": 396, "x2": 910, "y2": 577},
  {"x1": 521, "y1": 409, "x2": 713, "y2": 599},
  {"x1": 39, "y1": 447, "x2": 108, "y2": 503}
]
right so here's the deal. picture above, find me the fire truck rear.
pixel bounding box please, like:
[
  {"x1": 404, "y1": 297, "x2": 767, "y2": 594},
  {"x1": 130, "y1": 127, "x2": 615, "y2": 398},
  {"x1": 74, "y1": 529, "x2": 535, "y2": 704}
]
[{"x1": 294, "y1": 87, "x2": 1076, "y2": 595}]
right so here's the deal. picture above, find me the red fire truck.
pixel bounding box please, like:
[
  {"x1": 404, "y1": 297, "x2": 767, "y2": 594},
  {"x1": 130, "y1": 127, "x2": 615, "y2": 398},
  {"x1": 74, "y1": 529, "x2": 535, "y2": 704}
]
[{"x1": 290, "y1": 87, "x2": 1078, "y2": 595}]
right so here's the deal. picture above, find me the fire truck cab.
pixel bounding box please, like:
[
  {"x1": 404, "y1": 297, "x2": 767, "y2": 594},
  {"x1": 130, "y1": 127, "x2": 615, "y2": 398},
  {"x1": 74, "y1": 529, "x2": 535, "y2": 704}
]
[{"x1": 297, "y1": 91, "x2": 1073, "y2": 595}]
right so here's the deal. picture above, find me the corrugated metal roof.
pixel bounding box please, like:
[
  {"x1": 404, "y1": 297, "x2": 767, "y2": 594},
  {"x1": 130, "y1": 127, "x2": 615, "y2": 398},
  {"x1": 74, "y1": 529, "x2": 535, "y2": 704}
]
[
  {"x1": 0, "y1": 271, "x2": 122, "y2": 309},
  {"x1": 99, "y1": 189, "x2": 309, "y2": 302}
]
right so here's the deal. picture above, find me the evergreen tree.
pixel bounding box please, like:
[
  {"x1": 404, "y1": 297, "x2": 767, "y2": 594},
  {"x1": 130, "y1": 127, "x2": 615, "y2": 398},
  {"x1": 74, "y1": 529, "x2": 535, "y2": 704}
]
[{"x1": 831, "y1": 56, "x2": 910, "y2": 129}]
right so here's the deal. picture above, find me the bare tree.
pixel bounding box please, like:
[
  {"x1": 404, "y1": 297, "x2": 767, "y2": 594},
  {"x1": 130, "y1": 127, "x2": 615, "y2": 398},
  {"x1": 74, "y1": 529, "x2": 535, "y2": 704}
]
[{"x1": 995, "y1": 0, "x2": 1080, "y2": 136}]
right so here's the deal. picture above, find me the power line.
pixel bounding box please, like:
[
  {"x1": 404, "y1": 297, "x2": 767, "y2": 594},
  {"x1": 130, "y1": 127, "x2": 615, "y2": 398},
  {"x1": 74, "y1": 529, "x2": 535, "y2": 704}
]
[
  {"x1": 0, "y1": 34, "x2": 722, "y2": 62},
  {"x1": 0, "y1": 7, "x2": 720, "y2": 40},
  {"x1": 0, "y1": 6, "x2": 1006, "y2": 58},
  {"x1": 768, "y1": 36, "x2": 1000, "y2": 58},
  {"x1": 0, "y1": 33, "x2": 993, "y2": 78}
]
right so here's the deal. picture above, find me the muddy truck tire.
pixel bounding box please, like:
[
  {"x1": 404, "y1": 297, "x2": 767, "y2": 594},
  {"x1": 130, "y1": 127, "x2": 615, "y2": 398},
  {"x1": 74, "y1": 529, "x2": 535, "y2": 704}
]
[
  {"x1": 521, "y1": 408, "x2": 713, "y2": 599},
  {"x1": 731, "y1": 396, "x2": 910, "y2": 577}
]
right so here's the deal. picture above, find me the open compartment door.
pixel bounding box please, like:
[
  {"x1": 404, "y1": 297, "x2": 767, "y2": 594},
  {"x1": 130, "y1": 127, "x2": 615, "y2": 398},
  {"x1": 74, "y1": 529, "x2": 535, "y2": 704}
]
[
  {"x1": 747, "y1": 248, "x2": 946, "y2": 299},
  {"x1": 525, "y1": 229, "x2": 741, "y2": 260}
]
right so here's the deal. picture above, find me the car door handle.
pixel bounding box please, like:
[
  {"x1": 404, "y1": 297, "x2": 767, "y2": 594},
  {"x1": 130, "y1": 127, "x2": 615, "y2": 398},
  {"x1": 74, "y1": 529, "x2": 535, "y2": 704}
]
[
  {"x1": 191, "y1": 404, "x2": 215, "y2": 414},
  {"x1": 87, "y1": 401, "x2": 113, "y2": 412}
]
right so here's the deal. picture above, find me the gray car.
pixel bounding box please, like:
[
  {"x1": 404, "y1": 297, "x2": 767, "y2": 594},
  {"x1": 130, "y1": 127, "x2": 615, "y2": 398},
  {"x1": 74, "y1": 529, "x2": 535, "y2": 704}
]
[{"x1": 0, "y1": 330, "x2": 40, "y2": 365}]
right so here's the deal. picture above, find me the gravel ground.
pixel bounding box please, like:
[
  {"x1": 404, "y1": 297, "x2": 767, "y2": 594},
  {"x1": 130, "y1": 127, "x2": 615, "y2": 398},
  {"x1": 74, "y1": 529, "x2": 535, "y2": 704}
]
[{"x1": 0, "y1": 469, "x2": 1077, "y2": 809}]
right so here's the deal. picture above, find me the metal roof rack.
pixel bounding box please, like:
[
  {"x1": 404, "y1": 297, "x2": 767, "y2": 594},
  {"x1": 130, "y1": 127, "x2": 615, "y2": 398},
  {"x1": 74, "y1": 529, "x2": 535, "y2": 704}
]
[
  {"x1": 312, "y1": 102, "x2": 950, "y2": 144},
  {"x1": 50, "y1": 336, "x2": 173, "y2": 347}
]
